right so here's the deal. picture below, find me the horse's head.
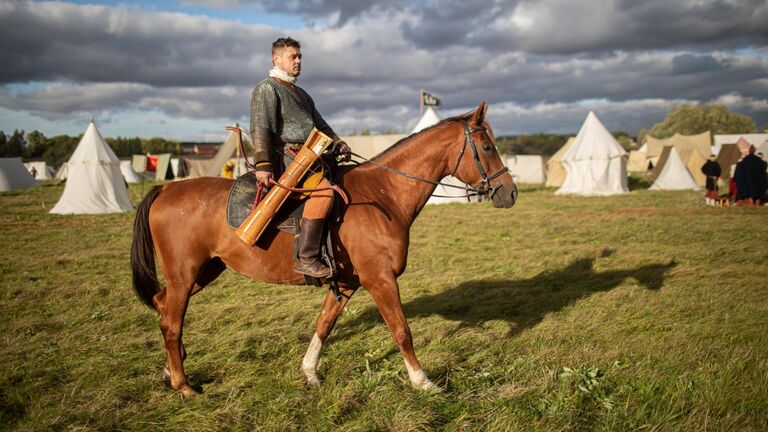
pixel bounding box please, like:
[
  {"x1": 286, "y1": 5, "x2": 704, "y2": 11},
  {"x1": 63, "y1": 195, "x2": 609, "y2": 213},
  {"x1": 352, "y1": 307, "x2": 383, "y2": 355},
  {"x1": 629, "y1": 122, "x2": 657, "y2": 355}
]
[{"x1": 450, "y1": 102, "x2": 518, "y2": 208}]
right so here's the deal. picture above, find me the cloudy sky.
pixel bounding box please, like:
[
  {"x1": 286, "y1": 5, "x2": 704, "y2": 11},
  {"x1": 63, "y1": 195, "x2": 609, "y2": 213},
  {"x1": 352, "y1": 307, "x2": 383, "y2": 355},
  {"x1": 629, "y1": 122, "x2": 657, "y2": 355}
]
[{"x1": 1, "y1": 0, "x2": 767, "y2": 141}]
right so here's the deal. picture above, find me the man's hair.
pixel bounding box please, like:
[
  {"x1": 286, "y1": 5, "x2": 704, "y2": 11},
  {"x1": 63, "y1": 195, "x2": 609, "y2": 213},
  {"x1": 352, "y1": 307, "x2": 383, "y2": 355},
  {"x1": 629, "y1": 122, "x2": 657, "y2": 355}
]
[{"x1": 272, "y1": 37, "x2": 301, "y2": 55}]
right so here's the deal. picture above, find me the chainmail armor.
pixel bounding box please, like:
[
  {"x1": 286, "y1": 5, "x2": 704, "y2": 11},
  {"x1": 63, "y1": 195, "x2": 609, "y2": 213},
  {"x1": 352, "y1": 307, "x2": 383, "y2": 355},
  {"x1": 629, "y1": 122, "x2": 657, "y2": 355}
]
[{"x1": 250, "y1": 77, "x2": 337, "y2": 173}]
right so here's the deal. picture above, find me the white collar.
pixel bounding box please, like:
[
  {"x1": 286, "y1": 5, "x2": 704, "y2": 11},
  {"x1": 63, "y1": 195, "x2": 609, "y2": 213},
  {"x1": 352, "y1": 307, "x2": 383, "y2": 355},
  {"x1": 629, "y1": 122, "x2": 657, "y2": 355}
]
[{"x1": 269, "y1": 67, "x2": 297, "y2": 84}]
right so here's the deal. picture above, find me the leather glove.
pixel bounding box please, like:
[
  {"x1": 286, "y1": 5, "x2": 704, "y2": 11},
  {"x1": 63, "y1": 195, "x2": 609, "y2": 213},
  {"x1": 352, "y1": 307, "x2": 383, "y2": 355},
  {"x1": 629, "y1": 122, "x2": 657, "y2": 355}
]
[{"x1": 334, "y1": 140, "x2": 352, "y2": 162}]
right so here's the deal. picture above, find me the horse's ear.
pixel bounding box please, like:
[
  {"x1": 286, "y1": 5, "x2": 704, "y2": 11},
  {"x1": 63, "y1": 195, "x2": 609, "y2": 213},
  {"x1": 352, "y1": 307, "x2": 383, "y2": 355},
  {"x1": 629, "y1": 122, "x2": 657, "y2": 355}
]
[{"x1": 470, "y1": 101, "x2": 488, "y2": 125}]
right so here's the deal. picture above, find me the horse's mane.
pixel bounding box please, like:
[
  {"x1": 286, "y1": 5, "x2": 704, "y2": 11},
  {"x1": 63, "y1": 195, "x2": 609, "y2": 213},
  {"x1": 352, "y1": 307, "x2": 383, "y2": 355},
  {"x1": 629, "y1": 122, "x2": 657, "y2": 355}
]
[{"x1": 368, "y1": 111, "x2": 473, "y2": 162}]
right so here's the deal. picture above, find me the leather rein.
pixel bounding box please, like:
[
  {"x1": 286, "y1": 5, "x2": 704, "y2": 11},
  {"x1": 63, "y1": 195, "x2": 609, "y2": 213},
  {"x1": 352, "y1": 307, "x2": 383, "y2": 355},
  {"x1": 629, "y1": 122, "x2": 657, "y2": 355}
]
[
  {"x1": 349, "y1": 120, "x2": 509, "y2": 201},
  {"x1": 226, "y1": 119, "x2": 509, "y2": 202}
]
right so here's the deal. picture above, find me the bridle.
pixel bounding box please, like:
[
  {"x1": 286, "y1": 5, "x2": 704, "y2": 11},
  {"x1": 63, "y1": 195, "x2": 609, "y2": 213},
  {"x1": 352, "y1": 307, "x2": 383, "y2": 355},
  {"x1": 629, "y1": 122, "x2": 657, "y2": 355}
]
[
  {"x1": 345, "y1": 118, "x2": 510, "y2": 201},
  {"x1": 444, "y1": 119, "x2": 510, "y2": 200}
]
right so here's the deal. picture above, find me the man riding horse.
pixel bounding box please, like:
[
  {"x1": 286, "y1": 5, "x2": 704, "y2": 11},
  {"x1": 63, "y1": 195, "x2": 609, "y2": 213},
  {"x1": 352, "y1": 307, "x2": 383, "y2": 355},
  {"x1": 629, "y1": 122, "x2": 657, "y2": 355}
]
[{"x1": 250, "y1": 37, "x2": 351, "y2": 278}]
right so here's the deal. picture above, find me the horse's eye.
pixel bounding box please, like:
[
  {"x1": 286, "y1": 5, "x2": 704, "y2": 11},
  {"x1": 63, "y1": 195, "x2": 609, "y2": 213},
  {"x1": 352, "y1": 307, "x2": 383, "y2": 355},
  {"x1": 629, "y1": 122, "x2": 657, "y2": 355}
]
[{"x1": 483, "y1": 144, "x2": 492, "y2": 152}]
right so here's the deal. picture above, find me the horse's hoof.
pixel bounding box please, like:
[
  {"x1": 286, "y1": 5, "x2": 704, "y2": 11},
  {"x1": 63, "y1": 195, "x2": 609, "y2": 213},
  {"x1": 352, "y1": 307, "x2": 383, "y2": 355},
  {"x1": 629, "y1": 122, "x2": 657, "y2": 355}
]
[
  {"x1": 416, "y1": 379, "x2": 443, "y2": 393},
  {"x1": 303, "y1": 369, "x2": 321, "y2": 387},
  {"x1": 179, "y1": 385, "x2": 200, "y2": 399}
]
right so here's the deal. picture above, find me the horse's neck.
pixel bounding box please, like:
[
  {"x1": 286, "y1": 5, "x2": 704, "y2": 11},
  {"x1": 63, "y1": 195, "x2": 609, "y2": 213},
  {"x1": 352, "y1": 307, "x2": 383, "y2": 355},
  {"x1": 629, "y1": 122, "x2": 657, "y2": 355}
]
[{"x1": 355, "y1": 123, "x2": 459, "y2": 225}]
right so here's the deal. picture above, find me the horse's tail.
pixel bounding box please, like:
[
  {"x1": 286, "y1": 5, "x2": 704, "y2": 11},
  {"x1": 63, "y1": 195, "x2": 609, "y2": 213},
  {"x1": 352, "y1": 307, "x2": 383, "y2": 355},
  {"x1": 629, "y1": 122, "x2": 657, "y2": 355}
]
[{"x1": 131, "y1": 185, "x2": 164, "y2": 310}]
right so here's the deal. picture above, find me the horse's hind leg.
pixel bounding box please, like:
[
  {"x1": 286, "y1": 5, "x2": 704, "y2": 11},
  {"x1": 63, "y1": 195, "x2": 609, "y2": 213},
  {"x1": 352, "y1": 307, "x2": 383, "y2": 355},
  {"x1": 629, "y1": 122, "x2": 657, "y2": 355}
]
[
  {"x1": 302, "y1": 284, "x2": 357, "y2": 386},
  {"x1": 152, "y1": 255, "x2": 205, "y2": 398},
  {"x1": 158, "y1": 258, "x2": 226, "y2": 385}
]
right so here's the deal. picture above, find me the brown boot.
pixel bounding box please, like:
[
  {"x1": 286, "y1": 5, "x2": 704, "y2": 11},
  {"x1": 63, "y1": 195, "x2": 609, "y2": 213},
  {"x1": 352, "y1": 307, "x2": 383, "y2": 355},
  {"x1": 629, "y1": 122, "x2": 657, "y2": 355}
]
[{"x1": 295, "y1": 218, "x2": 331, "y2": 278}]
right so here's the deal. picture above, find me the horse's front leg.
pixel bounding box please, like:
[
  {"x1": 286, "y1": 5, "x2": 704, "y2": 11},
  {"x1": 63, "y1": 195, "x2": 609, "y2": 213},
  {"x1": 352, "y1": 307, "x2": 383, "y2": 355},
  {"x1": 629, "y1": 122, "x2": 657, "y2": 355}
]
[
  {"x1": 365, "y1": 276, "x2": 439, "y2": 391},
  {"x1": 302, "y1": 284, "x2": 357, "y2": 385}
]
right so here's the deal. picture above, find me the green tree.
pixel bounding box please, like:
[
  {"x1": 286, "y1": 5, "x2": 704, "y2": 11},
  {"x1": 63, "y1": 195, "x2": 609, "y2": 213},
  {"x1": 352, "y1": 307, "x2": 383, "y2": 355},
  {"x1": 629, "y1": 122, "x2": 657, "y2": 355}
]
[
  {"x1": 647, "y1": 104, "x2": 756, "y2": 139},
  {"x1": 43, "y1": 135, "x2": 79, "y2": 168},
  {"x1": 0, "y1": 131, "x2": 6, "y2": 155},
  {"x1": 141, "y1": 137, "x2": 182, "y2": 155},
  {"x1": 25, "y1": 130, "x2": 48, "y2": 158},
  {"x1": 107, "y1": 136, "x2": 143, "y2": 157},
  {"x1": 4, "y1": 129, "x2": 25, "y2": 157}
]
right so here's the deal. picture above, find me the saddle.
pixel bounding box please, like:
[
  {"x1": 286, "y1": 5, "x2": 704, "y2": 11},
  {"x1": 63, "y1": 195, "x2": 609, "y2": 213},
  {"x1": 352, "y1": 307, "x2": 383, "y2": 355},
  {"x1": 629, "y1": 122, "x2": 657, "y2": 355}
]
[
  {"x1": 226, "y1": 171, "x2": 343, "y2": 291},
  {"x1": 226, "y1": 171, "x2": 302, "y2": 233}
]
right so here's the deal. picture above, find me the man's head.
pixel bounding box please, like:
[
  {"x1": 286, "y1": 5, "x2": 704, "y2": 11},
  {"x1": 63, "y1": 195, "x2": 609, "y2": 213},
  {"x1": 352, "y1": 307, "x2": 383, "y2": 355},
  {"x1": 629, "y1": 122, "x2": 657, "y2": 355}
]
[{"x1": 272, "y1": 37, "x2": 302, "y2": 77}]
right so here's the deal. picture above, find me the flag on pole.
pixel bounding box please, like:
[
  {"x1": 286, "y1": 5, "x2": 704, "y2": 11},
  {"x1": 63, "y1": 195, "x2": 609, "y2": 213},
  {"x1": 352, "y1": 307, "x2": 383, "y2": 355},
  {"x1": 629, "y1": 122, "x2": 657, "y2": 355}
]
[{"x1": 421, "y1": 90, "x2": 441, "y2": 107}]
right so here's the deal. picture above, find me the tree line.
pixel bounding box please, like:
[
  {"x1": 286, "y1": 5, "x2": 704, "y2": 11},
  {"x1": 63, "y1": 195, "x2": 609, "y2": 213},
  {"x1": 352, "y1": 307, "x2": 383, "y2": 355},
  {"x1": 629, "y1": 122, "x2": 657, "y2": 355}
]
[
  {"x1": 0, "y1": 130, "x2": 182, "y2": 168},
  {"x1": 497, "y1": 103, "x2": 760, "y2": 157}
]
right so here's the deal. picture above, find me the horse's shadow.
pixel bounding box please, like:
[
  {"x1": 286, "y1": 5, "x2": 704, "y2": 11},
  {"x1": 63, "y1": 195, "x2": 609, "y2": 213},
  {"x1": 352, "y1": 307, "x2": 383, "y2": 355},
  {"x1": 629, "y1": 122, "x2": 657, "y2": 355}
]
[{"x1": 337, "y1": 250, "x2": 676, "y2": 341}]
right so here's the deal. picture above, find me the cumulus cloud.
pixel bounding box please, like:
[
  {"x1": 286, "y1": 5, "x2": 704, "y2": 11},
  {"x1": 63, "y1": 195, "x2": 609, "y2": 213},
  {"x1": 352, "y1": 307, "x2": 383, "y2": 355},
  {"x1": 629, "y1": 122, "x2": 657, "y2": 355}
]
[
  {"x1": 0, "y1": 1, "x2": 277, "y2": 86},
  {"x1": 0, "y1": 82, "x2": 253, "y2": 122},
  {"x1": 189, "y1": 0, "x2": 768, "y2": 53}
]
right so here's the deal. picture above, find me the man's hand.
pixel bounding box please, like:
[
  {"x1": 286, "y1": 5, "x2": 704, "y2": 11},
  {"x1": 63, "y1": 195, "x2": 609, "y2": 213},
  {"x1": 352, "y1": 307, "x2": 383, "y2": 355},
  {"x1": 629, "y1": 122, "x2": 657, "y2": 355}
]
[
  {"x1": 255, "y1": 170, "x2": 274, "y2": 186},
  {"x1": 335, "y1": 140, "x2": 352, "y2": 162}
]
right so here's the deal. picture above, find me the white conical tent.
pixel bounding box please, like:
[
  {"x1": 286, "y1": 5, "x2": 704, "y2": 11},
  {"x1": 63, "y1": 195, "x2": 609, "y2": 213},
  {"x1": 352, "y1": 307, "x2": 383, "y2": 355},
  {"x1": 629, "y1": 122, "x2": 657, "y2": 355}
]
[
  {"x1": 0, "y1": 158, "x2": 37, "y2": 191},
  {"x1": 649, "y1": 147, "x2": 700, "y2": 191},
  {"x1": 411, "y1": 107, "x2": 441, "y2": 134},
  {"x1": 556, "y1": 111, "x2": 628, "y2": 196},
  {"x1": 50, "y1": 121, "x2": 133, "y2": 214}
]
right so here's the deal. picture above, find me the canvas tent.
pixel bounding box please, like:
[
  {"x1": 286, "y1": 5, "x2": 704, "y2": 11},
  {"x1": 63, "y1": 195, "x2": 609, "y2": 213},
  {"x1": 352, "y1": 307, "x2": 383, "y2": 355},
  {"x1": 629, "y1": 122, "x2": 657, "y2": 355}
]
[
  {"x1": 505, "y1": 155, "x2": 546, "y2": 184},
  {"x1": 627, "y1": 150, "x2": 650, "y2": 173},
  {"x1": 677, "y1": 147, "x2": 707, "y2": 187},
  {"x1": 545, "y1": 137, "x2": 574, "y2": 187},
  {"x1": 187, "y1": 159, "x2": 213, "y2": 177},
  {"x1": 411, "y1": 107, "x2": 441, "y2": 134},
  {"x1": 120, "y1": 160, "x2": 142, "y2": 183},
  {"x1": 149, "y1": 154, "x2": 173, "y2": 181},
  {"x1": 644, "y1": 132, "x2": 711, "y2": 168},
  {"x1": 55, "y1": 163, "x2": 69, "y2": 180},
  {"x1": 556, "y1": 112, "x2": 628, "y2": 196},
  {"x1": 204, "y1": 129, "x2": 249, "y2": 177},
  {"x1": 50, "y1": 120, "x2": 133, "y2": 214},
  {"x1": 342, "y1": 134, "x2": 407, "y2": 160},
  {"x1": 712, "y1": 134, "x2": 768, "y2": 156},
  {"x1": 24, "y1": 161, "x2": 55, "y2": 180},
  {"x1": 649, "y1": 147, "x2": 700, "y2": 191},
  {"x1": 715, "y1": 144, "x2": 742, "y2": 181},
  {"x1": 0, "y1": 158, "x2": 37, "y2": 191}
]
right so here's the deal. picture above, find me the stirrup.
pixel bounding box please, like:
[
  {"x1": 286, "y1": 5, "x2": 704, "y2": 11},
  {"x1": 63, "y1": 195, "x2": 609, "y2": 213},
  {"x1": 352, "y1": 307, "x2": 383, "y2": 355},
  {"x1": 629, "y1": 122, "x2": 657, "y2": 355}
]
[{"x1": 295, "y1": 259, "x2": 331, "y2": 278}]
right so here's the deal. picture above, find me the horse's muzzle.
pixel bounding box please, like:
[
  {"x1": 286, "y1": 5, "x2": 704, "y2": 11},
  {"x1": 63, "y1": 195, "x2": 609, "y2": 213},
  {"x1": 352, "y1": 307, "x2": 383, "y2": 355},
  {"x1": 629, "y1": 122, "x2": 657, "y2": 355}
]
[{"x1": 491, "y1": 184, "x2": 517, "y2": 208}]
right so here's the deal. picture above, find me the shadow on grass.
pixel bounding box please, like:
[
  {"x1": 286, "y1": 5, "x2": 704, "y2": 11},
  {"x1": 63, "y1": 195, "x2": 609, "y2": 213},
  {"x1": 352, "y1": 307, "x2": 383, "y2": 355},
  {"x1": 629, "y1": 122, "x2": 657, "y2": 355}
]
[{"x1": 338, "y1": 250, "x2": 676, "y2": 339}]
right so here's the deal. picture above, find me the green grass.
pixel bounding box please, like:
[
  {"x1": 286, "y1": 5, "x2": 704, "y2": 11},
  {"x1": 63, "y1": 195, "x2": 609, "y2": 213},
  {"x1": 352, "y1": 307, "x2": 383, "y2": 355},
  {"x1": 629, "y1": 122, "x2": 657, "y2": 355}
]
[{"x1": 1, "y1": 181, "x2": 767, "y2": 431}]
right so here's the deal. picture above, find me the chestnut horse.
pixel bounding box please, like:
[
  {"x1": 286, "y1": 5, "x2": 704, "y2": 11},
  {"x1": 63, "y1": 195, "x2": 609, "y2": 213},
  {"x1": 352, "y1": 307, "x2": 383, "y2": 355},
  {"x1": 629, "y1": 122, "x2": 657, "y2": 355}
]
[{"x1": 131, "y1": 102, "x2": 517, "y2": 397}]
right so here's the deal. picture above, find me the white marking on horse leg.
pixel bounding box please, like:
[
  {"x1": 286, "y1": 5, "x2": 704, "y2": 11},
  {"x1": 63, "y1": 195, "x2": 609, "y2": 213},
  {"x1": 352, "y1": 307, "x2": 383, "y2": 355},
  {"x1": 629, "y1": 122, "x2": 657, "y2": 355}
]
[
  {"x1": 302, "y1": 332, "x2": 323, "y2": 386},
  {"x1": 404, "y1": 360, "x2": 440, "y2": 392}
]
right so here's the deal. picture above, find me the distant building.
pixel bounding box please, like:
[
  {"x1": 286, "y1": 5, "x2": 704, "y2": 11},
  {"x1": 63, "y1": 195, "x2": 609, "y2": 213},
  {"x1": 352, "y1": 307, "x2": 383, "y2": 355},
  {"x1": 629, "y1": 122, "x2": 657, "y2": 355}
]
[{"x1": 187, "y1": 143, "x2": 220, "y2": 156}]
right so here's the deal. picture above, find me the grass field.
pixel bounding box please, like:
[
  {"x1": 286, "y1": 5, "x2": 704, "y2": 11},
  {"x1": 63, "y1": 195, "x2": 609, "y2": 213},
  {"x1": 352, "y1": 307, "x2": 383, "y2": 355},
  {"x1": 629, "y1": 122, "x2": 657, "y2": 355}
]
[{"x1": 1, "y1": 180, "x2": 767, "y2": 431}]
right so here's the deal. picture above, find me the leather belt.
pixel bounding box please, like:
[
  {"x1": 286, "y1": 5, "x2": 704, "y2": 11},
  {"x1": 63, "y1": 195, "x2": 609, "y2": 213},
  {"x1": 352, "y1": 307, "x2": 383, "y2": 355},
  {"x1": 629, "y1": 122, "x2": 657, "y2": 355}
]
[{"x1": 284, "y1": 142, "x2": 302, "y2": 151}]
